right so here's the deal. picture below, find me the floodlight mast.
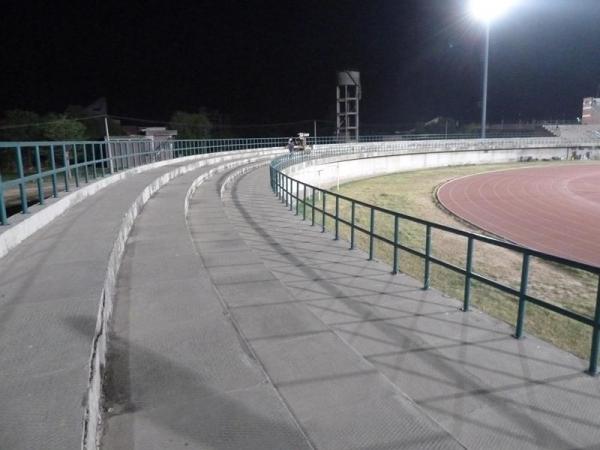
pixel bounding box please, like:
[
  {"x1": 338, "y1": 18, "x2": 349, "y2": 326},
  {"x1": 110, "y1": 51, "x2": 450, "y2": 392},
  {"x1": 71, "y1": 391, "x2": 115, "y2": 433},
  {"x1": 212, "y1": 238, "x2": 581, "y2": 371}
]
[
  {"x1": 481, "y1": 23, "x2": 490, "y2": 139},
  {"x1": 470, "y1": 0, "x2": 517, "y2": 138}
]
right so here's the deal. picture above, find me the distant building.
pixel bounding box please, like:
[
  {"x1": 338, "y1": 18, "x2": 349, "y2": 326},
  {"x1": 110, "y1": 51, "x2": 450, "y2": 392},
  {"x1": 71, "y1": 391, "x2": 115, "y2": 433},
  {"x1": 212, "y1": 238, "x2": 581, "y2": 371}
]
[
  {"x1": 141, "y1": 127, "x2": 178, "y2": 141},
  {"x1": 582, "y1": 98, "x2": 600, "y2": 125},
  {"x1": 141, "y1": 127, "x2": 178, "y2": 159}
]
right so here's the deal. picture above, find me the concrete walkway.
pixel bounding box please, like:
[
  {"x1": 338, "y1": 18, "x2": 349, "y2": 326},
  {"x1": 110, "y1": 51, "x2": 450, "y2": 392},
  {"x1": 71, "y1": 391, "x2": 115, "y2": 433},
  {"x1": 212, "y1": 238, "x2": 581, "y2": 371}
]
[
  {"x1": 102, "y1": 166, "x2": 314, "y2": 449},
  {"x1": 0, "y1": 154, "x2": 268, "y2": 450},
  {"x1": 6, "y1": 153, "x2": 600, "y2": 449},
  {"x1": 221, "y1": 167, "x2": 600, "y2": 449},
  {"x1": 102, "y1": 165, "x2": 465, "y2": 449}
]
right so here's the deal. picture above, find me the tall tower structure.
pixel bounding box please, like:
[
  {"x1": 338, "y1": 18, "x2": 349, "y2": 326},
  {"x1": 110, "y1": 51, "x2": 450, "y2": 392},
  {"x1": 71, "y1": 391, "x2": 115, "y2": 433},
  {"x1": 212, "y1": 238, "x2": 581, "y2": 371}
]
[{"x1": 336, "y1": 70, "x2": 361, "y2": 141}]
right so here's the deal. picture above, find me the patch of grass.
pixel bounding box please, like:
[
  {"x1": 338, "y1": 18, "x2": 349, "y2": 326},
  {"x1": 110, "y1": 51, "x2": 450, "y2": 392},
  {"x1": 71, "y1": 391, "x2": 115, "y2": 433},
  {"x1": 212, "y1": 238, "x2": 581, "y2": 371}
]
[{"x1": 302, "y1": 161, "x2": 598, "y2": 360}]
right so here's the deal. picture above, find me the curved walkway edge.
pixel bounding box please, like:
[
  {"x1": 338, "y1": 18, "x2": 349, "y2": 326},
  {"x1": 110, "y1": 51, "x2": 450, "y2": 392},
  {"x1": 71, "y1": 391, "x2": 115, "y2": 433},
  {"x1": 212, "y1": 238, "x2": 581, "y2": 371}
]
[{"x1": 84, "y1": 152, "x2": 279, "y2": 449}]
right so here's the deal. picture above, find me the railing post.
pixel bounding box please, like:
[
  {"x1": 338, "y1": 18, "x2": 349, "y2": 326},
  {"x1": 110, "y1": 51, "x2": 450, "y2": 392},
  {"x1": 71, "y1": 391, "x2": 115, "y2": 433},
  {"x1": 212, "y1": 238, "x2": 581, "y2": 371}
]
[
  {"x1": 100, "y1": 143, "x2": 107, "y2": 177},
  {"x1": 392, "y1": 215, "x2": 399, "y2": 274},
  {"x1": 280, "y1": 173, "x2": 284, "y2": 200},
  {"x1": 463, "y1": 237, "x2": 474, "y2": 311},
  {"x1": 350, "y1": 201, "x2": 355, "y2": 250},
  {"x1": 368, "y1": 208, "x2": 375, "y2": 260},
  {"x1": 311, "y1": 187, "x2": 316, "y2": 226},
  {"x1": 321, "y1": 191, "x2": 326, "y2": 232},
  {"x1": 588, "y1": 276, "x2": 600, "y2": 375},
  {"x1": 92, "y1": 144, "x2": 98, "y2": 179},
  {"x1": 83, "y1": 143, "x2": 89, "y2": 182},
  {"x1": 106, "y1": 138, "x2": 114, "y2": 174},
  {"x1": 302, "y1": 185, "x2": 306, "y2": 221},
  {"x1": 423, "y1": 225, "x2": 432, "y2": 289},
  {"x1": 515, "y1": 253, "x2": 530, "y2": 339},
  {"x1": 289, "y1": 178, "x2": 293, "y2": 211},
  {"x1": 16, "y1": 145, "x2": 27, "y2": 214},
  {"x1": 49, "y1": 145, "x2": 57, "y2": 197},
  {"x1": 334, "y1": 196, "x2": 339, "y2": 240},
  {"x1": 62, "y1": 145, "x2": 70, "y2": 192},
  {"x1": 34, "y1": 145, "x2": 44, "y2": 205},
  {"x1": 295, "y1": 181, "x2": 300, "y2": 215},
  {"x1": 0, "y1": 175, "x2": 7, "y2": 225},
  {"x1": 73, "y1": 144, "x2": 80, "y2": 187}
]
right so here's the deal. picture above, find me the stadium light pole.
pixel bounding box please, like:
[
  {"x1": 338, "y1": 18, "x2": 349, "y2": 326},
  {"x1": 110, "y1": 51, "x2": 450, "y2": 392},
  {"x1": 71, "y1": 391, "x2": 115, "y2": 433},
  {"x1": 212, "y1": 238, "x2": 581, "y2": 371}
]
[{"x1": 470, "y1": 0, "x2": 518, "y2": 138}]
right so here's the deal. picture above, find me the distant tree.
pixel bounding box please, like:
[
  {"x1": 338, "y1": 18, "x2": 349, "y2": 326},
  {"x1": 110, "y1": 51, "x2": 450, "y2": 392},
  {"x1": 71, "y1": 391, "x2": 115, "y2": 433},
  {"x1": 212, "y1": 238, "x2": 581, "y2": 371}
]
[
  {"x1": 41, "y1": 113, "x2": 87, "y2": 141},
  {"x1": 0, "y1": 109, "x2": 44, "y2": 141},
  {"x1": 64, "y1": 105, "x2": 124, "y2": 138},
  {"x1": 169, "y1": 111, "x2": 212, "y2": 139}
]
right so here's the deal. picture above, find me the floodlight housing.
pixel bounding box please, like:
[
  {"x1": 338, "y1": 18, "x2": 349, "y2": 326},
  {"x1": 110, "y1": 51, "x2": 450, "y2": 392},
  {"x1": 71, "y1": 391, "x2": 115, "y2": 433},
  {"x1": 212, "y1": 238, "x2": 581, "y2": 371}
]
[{"x1": 470, "y1": 0, "x2": 518, "y2": 23}]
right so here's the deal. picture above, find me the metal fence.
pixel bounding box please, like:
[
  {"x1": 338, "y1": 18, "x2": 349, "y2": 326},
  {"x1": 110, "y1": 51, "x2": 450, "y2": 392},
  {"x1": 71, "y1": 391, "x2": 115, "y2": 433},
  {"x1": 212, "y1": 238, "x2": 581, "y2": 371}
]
[
  {"x1": 273, "y1": 137, "x2": 600, "y2": 172},
  {"x1": 0, "y1": 137, "x2": 296, "y2": 225},
  {"x1": 5, "y1": 134, "x2": 591, "y2": 226},
  {"x1": 2, "y1": 134, "x2": 597, "y2": 225},
  {"x1": 270, "y1": 150, "x2": 600, "y2": 375}
]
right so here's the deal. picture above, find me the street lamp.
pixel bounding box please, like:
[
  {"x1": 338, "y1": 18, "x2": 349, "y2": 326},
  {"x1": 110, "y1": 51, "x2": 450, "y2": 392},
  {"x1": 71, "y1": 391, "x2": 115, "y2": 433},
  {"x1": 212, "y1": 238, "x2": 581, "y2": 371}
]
[{"x1": 470, "y1": 0, "x2": 518, "y2": 138}]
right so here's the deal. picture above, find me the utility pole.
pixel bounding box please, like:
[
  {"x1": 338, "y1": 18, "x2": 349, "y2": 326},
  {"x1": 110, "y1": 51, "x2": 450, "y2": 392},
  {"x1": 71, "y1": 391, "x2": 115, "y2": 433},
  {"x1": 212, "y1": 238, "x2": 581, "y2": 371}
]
[
  {"x1": 313, "y1": 120, "x2": 317, "y2": 147},
  {"x1": 481, "y1": 22, "x2": 490, "y2": 139}
]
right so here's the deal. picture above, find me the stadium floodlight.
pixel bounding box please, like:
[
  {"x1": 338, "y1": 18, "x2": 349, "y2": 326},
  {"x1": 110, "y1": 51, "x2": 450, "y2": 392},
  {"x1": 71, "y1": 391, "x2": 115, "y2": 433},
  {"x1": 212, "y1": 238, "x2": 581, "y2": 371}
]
[
  {"x1": 470, "y1": 0, "x2": 518, "y2": 23},
  {"x1": 470, "y1": 0, "x2": 518, "y2": 138}
]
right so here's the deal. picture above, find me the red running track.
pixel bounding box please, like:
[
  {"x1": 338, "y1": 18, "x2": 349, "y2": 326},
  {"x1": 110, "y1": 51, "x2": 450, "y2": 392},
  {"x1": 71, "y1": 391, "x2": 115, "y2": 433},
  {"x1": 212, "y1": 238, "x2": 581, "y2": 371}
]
[{"x1": 436, "y1": 164, "x2": 600, "y2": 267}]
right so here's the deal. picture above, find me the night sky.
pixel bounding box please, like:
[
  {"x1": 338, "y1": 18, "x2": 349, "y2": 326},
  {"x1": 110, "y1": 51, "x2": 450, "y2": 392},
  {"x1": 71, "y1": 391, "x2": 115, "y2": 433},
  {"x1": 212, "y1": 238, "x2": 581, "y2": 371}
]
[{"x1": 2, "y1": 0, "x2": 600, "y2": 129}]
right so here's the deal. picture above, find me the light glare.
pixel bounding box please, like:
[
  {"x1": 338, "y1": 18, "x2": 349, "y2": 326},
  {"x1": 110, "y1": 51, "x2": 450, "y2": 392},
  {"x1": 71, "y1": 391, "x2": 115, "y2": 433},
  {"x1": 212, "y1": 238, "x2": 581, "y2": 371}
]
[{"x1": 470, "y1": 0, "x2": 517, "y2": 23}]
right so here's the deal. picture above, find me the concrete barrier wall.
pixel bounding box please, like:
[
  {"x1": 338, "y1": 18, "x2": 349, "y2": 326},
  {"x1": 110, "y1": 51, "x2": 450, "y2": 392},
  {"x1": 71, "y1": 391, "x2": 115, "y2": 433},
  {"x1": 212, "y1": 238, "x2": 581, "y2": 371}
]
[{"x1": 285, "y1": 146, "x2": 600, "y2": 190}]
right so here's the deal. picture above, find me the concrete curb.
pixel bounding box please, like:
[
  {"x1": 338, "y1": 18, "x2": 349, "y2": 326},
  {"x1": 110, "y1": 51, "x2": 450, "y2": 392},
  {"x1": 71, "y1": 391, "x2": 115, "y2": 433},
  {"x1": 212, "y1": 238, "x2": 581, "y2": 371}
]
[
  {"x1": 218, "y1": 160, "x2": 270, "y2": 200},
  {"x1": 185, "y1": 158, "x2": 272, "y2": 219},
  {"x1": 83, "y1": 150, "x2": 282, "y2": 450}
]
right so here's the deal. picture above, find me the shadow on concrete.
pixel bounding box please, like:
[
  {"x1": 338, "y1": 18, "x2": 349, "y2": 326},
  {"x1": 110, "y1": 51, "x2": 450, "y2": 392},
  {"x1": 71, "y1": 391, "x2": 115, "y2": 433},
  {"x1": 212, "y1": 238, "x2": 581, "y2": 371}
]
[
  {"x1": 225, "y1": 168, "x2": 600, "y2": 449},
  {"x1": 66, "y1": 315, "x2": 312, "y2": 449}
]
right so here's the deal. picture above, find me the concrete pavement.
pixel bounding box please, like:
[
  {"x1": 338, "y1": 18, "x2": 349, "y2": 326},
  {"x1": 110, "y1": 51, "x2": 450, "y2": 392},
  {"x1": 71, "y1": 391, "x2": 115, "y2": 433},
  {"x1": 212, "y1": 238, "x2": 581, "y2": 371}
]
[
  {"x1": 3, "y1": 153, "x2": 600, "y2": 449},
  {"x1": 222, "y1": 167, "x2": 600, "y2": 449},
  {"x1": 102, "y1": 164, "x2": 465, "y2": 449},
  {"x1": 0, "y1": 153, "x2": 274, "y2": 450}
]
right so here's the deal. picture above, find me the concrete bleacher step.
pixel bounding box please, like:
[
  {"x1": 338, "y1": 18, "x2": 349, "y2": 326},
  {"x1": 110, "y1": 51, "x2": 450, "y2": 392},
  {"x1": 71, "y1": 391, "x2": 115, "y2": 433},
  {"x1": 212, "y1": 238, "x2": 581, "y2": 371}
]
[
  {"x1": 102, "y1": 164, "x2": 313, "y2": 449},
  {"x1": 0, "y1": 151, "x2": 279, "y2": 450}
]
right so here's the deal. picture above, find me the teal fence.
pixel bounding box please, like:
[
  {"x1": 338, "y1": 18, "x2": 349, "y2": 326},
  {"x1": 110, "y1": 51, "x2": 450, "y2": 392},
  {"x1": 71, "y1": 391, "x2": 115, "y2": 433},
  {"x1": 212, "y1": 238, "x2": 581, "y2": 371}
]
[
  {"x1": 270, "y1": 152, "x2": 600, "y2": 375},
  {"x1": 0, "y1": 137, "x2": 294, "y2": 224},
  {"x1": 3, "y1": 134, "x2": 583, "y2": 226}
]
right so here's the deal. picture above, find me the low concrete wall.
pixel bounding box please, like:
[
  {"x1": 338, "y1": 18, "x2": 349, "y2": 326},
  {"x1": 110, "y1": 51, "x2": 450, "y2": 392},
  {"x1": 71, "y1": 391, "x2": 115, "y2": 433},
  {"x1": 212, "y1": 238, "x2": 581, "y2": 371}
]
[{"x1": 285, "y1": 146, "x2": 600, "y2": 190}]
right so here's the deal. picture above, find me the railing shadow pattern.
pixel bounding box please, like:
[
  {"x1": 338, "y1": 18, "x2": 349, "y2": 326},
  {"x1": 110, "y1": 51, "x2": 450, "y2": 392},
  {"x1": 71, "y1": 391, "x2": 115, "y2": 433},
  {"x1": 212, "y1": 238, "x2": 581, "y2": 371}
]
[{"x1": 270, "y1": 152, "x2": 600, "y2": 375}]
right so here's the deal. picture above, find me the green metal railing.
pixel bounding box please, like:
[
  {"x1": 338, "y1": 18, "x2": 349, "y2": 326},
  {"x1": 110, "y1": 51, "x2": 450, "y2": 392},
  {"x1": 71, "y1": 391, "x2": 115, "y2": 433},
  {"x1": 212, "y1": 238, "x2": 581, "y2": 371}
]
[
  {"x1": 270, "y1": 154, "x2": 600, "y2": 375},
  {"x1": 4, "y1": 134, "x2": 589, "y2": 226},
  {"x1": 0, "y1": 137, "x2": 293, "y2": 224},
  {"x1": 273, "y1": 137, "x2": 600, "y2": 173}
]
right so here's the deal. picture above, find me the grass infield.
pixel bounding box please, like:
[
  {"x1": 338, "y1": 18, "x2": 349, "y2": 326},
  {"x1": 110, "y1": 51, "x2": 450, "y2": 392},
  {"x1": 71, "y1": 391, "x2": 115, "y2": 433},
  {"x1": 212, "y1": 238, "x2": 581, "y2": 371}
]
[{"x1": 307, "y1": 161, "x2": 598, "y2": 359}]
